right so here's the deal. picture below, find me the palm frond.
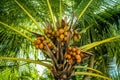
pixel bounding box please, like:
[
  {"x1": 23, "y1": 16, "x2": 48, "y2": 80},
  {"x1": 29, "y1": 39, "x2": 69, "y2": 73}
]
[
  {"x1": 0, "y1": 57, "x2": 52, "y2": 69},
  {"x1": 78, "y1": 0, "x2": 93, "y2": 20},
  {"x1": 46, "y1": 0, "x2": 57, "y2": 30},
  {"x1": 0, "y1": 21, "x2": 33, "y2": 42},
  {"x1": 72, "y1": 72, "x2": 111, "y2": 80},
  {"x1": 59, "y1": 0, "x2": 62, "y2": 27},
  {"x1": 80, "y1": 35, "x2": 120, "y2": 51},
  {"x1": 74, "y1": 66, "x2": 103, "y2": 74},
  {"x1": 14, "y1": 0, "x2": 44, "y2": 34}
]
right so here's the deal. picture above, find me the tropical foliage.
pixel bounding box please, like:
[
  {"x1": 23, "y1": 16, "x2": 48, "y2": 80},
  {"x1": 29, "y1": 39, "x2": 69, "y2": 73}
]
[{"x1": 0, "y1": 0, "x2": 120, "y2": 80}]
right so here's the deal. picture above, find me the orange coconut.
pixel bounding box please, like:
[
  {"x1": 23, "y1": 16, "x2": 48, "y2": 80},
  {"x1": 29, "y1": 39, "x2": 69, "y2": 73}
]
[{"x1": 75, "y1": 55, "x2": 81, "y2": 59}]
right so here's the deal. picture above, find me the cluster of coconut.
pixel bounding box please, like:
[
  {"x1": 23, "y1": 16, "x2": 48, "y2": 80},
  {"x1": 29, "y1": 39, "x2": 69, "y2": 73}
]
[
  {"x1": 56, "y1": 25, "x2": 69, "y2": 46},
  {"x1": 72, "y1": 30, "x2": 81, "y2": 41},
  {"x1": 64, "y1": 46, "x2": 82, "y2": 64},
  {"x1": 34, "y1": 36, "x2": 53, "y2": 50},
  {"x1": 34, "y1": 17, "x2": 82, "y2": 64},
  {"x1": 55, "y1": 20, "x2": 81, "y2": 46},
  {"x1": 44, "y1": 29, "x2": 55, "y2": 39}
]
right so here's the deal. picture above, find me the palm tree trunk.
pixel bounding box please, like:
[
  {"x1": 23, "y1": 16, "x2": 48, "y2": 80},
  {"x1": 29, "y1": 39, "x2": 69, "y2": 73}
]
[{"x1": 51, "y1": 61, "x2": 74, "y2": 80}]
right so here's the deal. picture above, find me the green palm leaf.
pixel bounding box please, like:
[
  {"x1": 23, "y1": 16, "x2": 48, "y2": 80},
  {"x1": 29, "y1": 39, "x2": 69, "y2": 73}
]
[
  {"x1": 59, "y1": 0, "x2": 62, "y2": 27},
  {"x1": 47, "y1": 0, "x2": 57, "y2": 30},
  {"x1": 78, "y1": 0, "x2": 93, "y2": 20},
  {"x1": 74, "y1": 66, "x2": 103, "y2": 75},
  {"x1": 73, "y1": 72, "x2": 112, "y2": 80},
  {"x1": 14, "y1": 0, "x2": 44, "y2": 34},
  {"x1": 0, "y1": 57, "x2": 52, "y2": 69},
  {"x1": 0, "y1": 21, "x2": 33, "y2": 42},
  {"x1": 80, "y1": 35, "x2": 120, "y2": 51}
]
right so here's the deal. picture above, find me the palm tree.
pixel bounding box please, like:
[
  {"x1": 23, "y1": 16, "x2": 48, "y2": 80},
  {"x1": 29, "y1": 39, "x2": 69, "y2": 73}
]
[{"x1": 0, "y1": 0, "x2": 120, "y2": 80}]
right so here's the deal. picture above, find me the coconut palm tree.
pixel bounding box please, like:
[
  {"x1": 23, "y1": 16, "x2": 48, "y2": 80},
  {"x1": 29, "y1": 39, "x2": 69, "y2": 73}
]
[{"x1": 0, "y1": 0, "x2": 120, "y2": 80}]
